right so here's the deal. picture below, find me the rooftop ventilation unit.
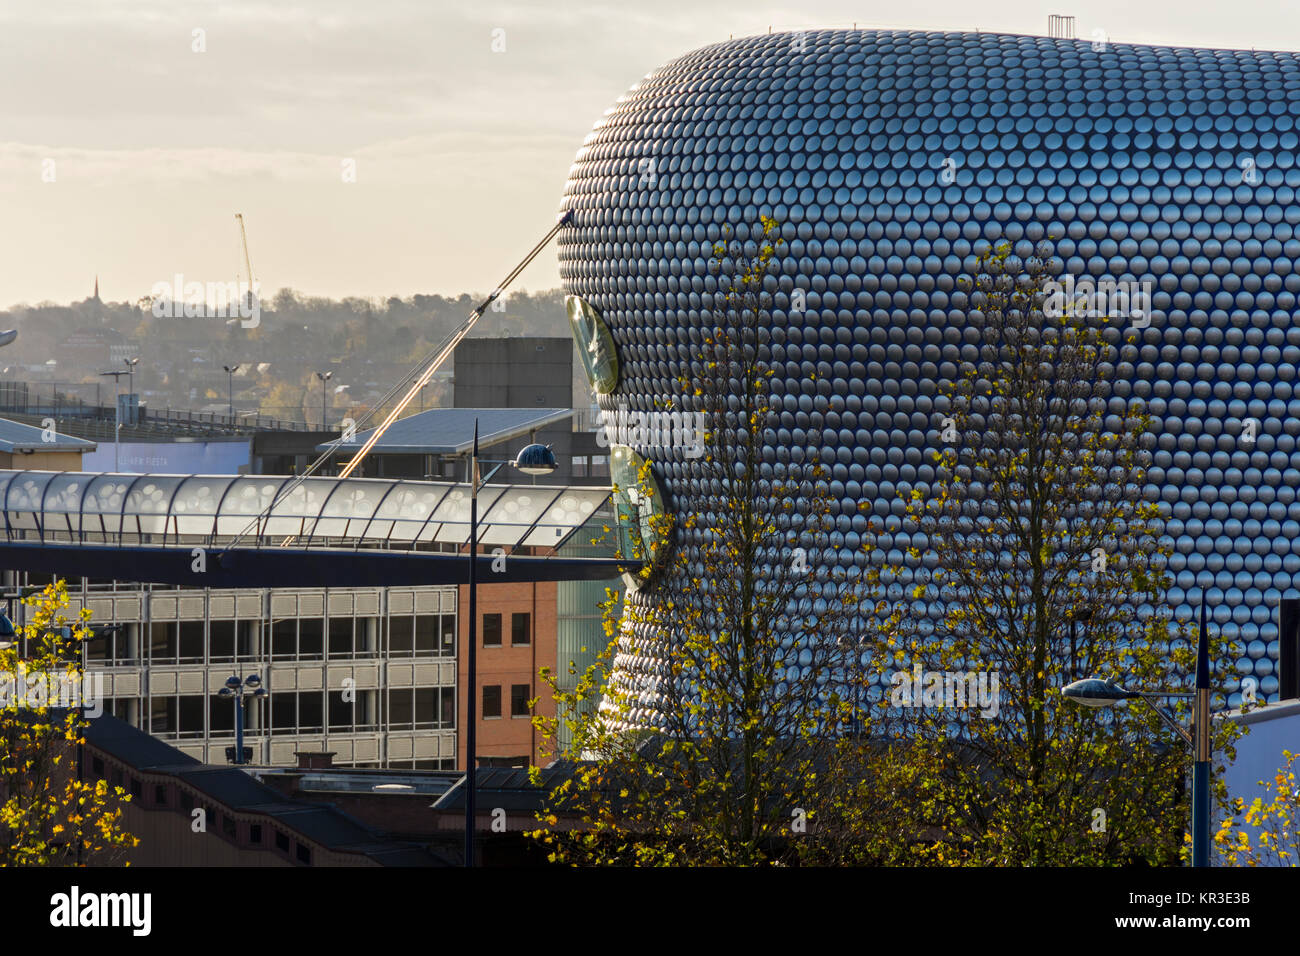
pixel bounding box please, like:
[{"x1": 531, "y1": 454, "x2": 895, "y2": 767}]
[{"x1": 1047, "y1": 14, "x2": 1076, "y2": 39}]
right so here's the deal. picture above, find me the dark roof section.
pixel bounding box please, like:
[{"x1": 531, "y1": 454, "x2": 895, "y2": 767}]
[
  {"x1": 0, "y1": 416, "x2": 96, "y2": 453},
  {"x1": 431, "y1": 764, "x2": 564, "y2": 813},
  {"x1": 84, "y1": 714, "x2": 445, "y2": 866},
  {"x1": 316, "y1": 407, "x2": 571, "y2": 455}
]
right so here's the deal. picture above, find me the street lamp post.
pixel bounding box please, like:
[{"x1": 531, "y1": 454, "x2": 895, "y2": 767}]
[
  {"x1": 463, "y1": 423, "x2": 556, "y2": 867},
  {"x1": 223, "y1": 364, "x2": 240, "y2": 418},
  {"x1": 315, "y1": 371, "x2": 333, "y2": 428},
  {"x1": 216, "y1": 674, "x2": 266, "y2": 765},
  {"x1": 1062, "y1": 597, "x2": 1213, "y2": 866},
  {"x1": 99, "y1": 370, "x2": 129, "y2": 471},
  {"x1": 123, "y1": 357, "x2": 139, "y2": 419}
]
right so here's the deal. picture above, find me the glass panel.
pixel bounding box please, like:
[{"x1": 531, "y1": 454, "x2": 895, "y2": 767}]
[
  {"x1": 390, "y1": 615, "x2": 413, "y2": 654},
  {"x1": 415, "y1": 615, "x2": 438, "y2": 654},
  {"x1": 82, "y1": 475, "x2": 154, "y2": 536},
  {"x1": 370, "y1": 482, "x2": 447, "y2": 542},
  {"x1": 328, "y1": 617, "x2": 353, "y2": 657},
  {"x1": 428, "y1": 486, "x2": 506, "y2": 543},
  {"x1": 566, "y1": 295, "x2": 620, "y2": 394},
  {"x1": 214, "y1": 478, "x2": 291, "y2": 536},
  {"x1": 522, "y1": 488, "x2": 612, "y2": 547},
  {"x1": 414, "y1": 688, "x2": 436, "y2": 724},
  {"x1": 178, "y1": 621, "x2": 204, "y2": 662},
  {"x1": 263, "y1": 479, "x2": 336, "y2": 537},
  {"x1": 477, "y1": 488, "x2": 563, "y2": 545},
  {"x1": 298, "y1": 618, "x2": 323, "y2": 657},
  {"x1": 298, "y1": 691, "x2": 323, "y2": 731},
  {"x1": 6, "y1": 472, "x2": 57, "y2": 531},
  {"x1": 124, "y1": 478, "x2": 177, "y2": 535},
  {"x1": 389, "y1": 688, "x2": 413, "y2": 728},
  {"x1": 309, "y1": 480, "x2": 385, "y2": 539},
  {"x1": 169, "y1": 476, "x2": 236, "y2": 536}
]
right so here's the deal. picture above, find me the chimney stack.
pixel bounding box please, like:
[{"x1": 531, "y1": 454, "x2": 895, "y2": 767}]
[{"x1": 295, "y1": 751, "x2": 336, "y2": 770}]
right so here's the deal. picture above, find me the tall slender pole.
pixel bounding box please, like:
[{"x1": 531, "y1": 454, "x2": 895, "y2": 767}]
[
  {"x1": 465, "y1": 420, "x2": 479, "y2": 867},
  {"x1": 235, "y1": 691, "x2": 245, "y2": 766},
  {"x1": 1192, "y1": 595, "x2": 1211, "y2": 867}
]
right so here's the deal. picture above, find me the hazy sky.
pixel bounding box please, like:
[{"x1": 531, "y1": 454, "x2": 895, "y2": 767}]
[{"x1": 4, "y1": 0, "x2": 1300, "y2": 308}]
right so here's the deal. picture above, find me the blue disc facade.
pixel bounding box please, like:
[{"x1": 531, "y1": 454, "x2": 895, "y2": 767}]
[{"x1": 559, "y1": 28, "x2": 1300, "y2": 719}]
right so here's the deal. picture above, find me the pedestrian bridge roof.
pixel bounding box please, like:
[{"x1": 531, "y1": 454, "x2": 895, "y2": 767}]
[{"x1": 0, "y1": 470, "x2": 612, "y2": 551}]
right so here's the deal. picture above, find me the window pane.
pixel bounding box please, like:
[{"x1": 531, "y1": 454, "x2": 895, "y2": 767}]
[
  {"x1": 482, "y1": 614, "x2": 501, "y2": 647},
  {"x1": 414, "y1": 688, "x2": 436, "y2": 724},
  {"x1": 415, "y1": 615, "x2": 437, "y2": 654},
  {"x1": 209, "y1": 695, "x2": 236, "y2": 733},
  {"x1": 482, "y1": 685, "x2": 501, "y2": 718},
  {"x1": 511, "y1": 684, "x2": 530, "y2": 717},
  {"x1": 390, "y1": 615, "x2": 413, "y2": 654},
  {"x1": 328, "y1": 690, "x2": 351, "y2": 729},
  {"x1": 389, "y1": 689, "x2": 413, "y2": 728},
  {"x1": 210, "y1": 620, "x2": 236, "y2": 662},
  {"x1": 298, "y1": 691, "x2": 323, "y2": 731},
  {"x1": 511, "y1": 613, "x2": 530, "y2": 646},
  {"x1": 178, "y1": 695, "x2": 205, "y2": 735},
  {"x1": 271, "y1": 693, "x2": 296, "y2": 734},
  {"x1": 440, "y1": 614, "x2": 456, "y2": 655},
  {"x1": 298, "y1": 618, "x2": 324, "y2": 658},
  {"x1": 150, "y1": 622, "x2": 177, "y2": 662},
  {"x1": 440, "y1": 688, "x2": 455, "y2": 728},
  {"x1": 328, "y1": 617, "x2": 353, "y2": 657},
  {"x1": 272, "y1": 620, "x2": 296, "y2": 659},
  {"x1": 150, "y1": 695, "x2": 176, "y2": 734},
  {"x1": 237, "y1": 621, "x2": 257, "y2": 660},
  {"x1": 178, "y1": 621, "x2": 204, "y2": 662}
]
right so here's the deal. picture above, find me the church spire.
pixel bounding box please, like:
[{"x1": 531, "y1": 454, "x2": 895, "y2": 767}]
[{"x1": 93, "y1": 275, "x2": 100, "y2": 301}]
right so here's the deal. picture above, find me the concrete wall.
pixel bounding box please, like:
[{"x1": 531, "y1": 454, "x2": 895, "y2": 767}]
[
  {"x1": 0, "y1": 450, "x2": 86, "y2": 470},
  {"x1": 453, "y1": 337, "x2": 574, "y2": 410}
]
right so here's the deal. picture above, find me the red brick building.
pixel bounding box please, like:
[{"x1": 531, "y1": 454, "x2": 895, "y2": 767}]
[{"x1": 458, "y1": 579, "x2": 558, "y2": 769}]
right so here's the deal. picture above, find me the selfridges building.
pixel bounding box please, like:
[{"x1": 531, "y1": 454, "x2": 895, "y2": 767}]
[{"x1": 558, "y1": 28, "x2": 1300, "y2": 721}]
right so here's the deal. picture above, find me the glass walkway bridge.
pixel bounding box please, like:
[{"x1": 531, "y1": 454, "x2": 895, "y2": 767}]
[{"x1": 0, "y1": 470, "x2": 631, "y2": 589}]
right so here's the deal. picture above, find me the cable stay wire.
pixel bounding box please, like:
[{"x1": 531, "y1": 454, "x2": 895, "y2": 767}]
[{"x1": 217, "y1": 209, "x2": 574, "y2": 555}]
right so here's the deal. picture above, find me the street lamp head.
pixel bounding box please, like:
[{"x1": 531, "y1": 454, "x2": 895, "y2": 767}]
[
  {"x1": 224, "y1": 675, "x2": 243, "y2": 690},
  {"x1": 513, "y1": 443, "x2": 557, "y2": 476},
  {"x1": 217, "y1": 686, "x2": 235, "y2": 698},
  {"x1": 243, "y1": 674, "x2": 262, "y2": 689},
  {"x1": 1062, "y1": 677, "x2": 1136, "y2": 708}
]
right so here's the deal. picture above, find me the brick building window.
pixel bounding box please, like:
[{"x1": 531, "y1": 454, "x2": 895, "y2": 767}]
[
  {"x1": 511, "y1": 684, "x2": 531, "y2": 717},
  {"x1": 482, "y1": 685, "x2": 501, "y2": 718},
  {"x1": 511, "y1": 612, "x2": 531, "y2": 646},
  {"x1": 482, "y1": 614, "x2": 502, "y2": 647}
]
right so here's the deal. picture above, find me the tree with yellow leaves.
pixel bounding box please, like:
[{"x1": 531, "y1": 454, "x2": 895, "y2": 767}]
[
  {"x1": 1216, "y1": 749, "x2": 1298, "y2": 866},
  {"x1": 869, "y1": 236, "x2": 1243, "y2": 865},
  {"x1": 0, "y1": 579, "x2": 138, "y2": 865},
  {"x1": 529, "y1": 218, "x2": 903, "y2": 865}
]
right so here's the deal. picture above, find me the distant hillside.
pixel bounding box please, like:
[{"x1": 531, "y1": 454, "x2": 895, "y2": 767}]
[{"x1": 0, "y1": 287, "x2": 581, "y2": 424}]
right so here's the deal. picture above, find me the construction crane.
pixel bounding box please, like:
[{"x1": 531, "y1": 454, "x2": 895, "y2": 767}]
[{"x1": 235, "y1": 213, "x2": 256, "y2": 311}]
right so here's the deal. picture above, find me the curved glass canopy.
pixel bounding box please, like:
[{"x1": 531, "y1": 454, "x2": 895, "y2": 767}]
[{"x1": 0, "y1": 471, "x2": 612, "y2": 551}]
